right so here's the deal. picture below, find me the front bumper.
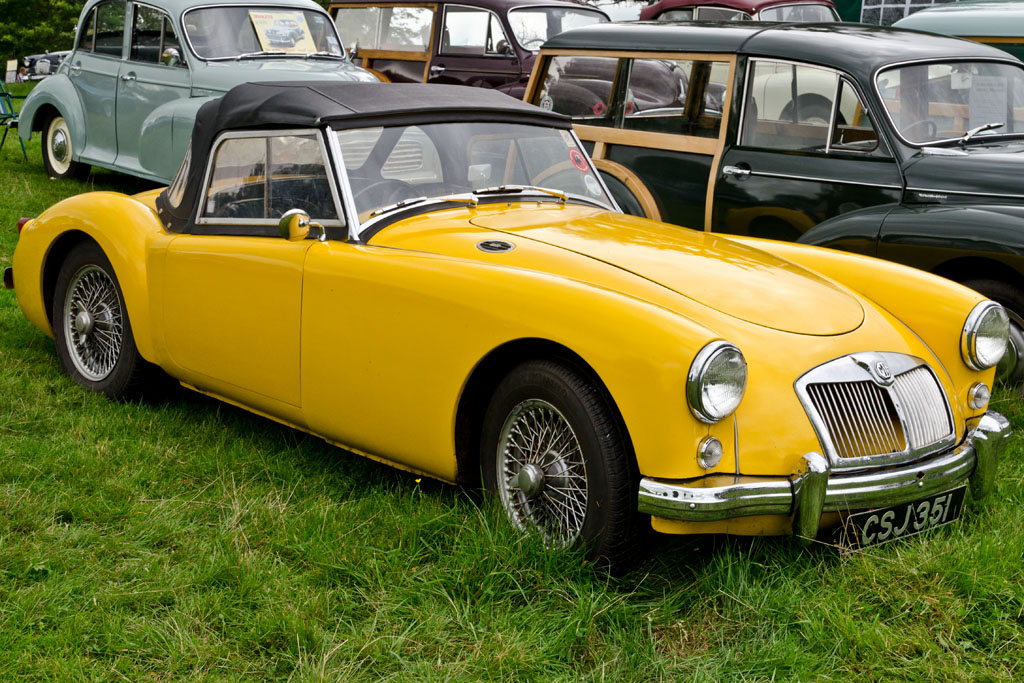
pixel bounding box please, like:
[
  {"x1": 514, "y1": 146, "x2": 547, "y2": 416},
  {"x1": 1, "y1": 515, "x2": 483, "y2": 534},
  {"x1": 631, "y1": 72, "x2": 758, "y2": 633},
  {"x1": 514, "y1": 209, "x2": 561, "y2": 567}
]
[{"x1": 638, "y1": 411, "x2": 1010, "y2": 539}]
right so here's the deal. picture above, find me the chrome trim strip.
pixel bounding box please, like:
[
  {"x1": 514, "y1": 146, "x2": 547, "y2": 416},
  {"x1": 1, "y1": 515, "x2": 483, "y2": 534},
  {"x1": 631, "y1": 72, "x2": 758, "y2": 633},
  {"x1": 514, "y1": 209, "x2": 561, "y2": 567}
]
[
  {"x1": 907, "y1": 186, "x2": 1024, "y2": 201},
  {"x1": 637, "y1": 410, "x2": 1009, "y2": 525},
  {"x1": 744, "y1": 169, "x2": 901, "y2": 189}
]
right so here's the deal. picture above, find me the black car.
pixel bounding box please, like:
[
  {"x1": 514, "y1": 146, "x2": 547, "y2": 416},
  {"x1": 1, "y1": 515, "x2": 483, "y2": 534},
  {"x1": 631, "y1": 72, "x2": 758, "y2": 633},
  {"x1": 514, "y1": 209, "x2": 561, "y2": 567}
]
[{"x1": 22, "y1": 50, "x2": 70, "y2": 79}]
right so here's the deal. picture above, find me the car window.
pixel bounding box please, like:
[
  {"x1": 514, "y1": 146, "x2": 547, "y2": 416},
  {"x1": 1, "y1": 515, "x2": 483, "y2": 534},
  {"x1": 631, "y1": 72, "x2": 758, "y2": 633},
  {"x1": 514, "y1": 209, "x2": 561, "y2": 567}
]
[
  {"x1": 334, "y1": 6, "x2": 434, "y2": 52},
  {"x1": 694, "y1": 7, "x2": 750, "y2": 21},
  {"x1": 184, "y1": 7, "x2": 343, "y2": 60},
  {"x1": 831, "y1": 79, "x2": 878, "y2": 152},
  {"x1": 741, "y1": 60, "x2": 838, "y2": 151},
  {"x1": 622, "y1": 58, "x2": 729, "y2": 138},
  {"x1": 758, "y1": 4, "x2": 839, "y2": 21},
  {"x1": 78, "y1": 8, "x2": 97, "y2": 52},
  {"x1": 131, "y1": 4, "x2": 185, "y2": 67},
  {"x1": 535, "y1": 55, "x2": 620, "y2": 128},
  {"x1": 95, "y1": 0, "x2": 127, "y2": 58},
  {"x1": 440, "y1": 6, "x2": 510, "y2": 56},
  {"x1": 203, "y1": 133, "x2": 340, "y2": 230},
  {"x1": 506, "y1": 8, "x2": 607, "y2": 52},
  {"x1": 657, "y1": 9, "x2": 694, "y2": 21}
]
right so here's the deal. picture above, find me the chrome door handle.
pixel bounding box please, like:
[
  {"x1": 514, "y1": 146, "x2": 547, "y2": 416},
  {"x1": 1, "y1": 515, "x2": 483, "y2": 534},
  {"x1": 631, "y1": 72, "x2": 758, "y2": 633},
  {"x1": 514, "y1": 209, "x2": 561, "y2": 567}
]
[
  {"x1": 119, "y1": 73, "x2": 136, "y2": 81},
  {"x1": 722, "y1": 164, "x2": 751, "y2": 177},
  {"x1": 429, "y1": 65, "x2": 445, "y2": 74},
  {"x1": 68, "y1": 63, "x2": 82, "y2": 75}
]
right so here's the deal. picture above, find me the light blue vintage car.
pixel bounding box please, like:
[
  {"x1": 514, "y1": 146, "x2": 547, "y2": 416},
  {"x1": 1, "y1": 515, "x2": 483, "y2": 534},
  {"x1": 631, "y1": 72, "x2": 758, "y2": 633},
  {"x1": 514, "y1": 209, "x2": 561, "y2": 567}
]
[{"x1": 18, "y1": 0, "x2": 379, "y2": 182}]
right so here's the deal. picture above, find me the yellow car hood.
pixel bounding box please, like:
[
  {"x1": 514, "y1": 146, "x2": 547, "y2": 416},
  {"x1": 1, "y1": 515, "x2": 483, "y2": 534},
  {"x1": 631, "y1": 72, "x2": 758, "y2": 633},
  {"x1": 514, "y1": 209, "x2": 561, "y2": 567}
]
[{"x1": 467, "y1": 207, "x2": 865, "y2": 336}]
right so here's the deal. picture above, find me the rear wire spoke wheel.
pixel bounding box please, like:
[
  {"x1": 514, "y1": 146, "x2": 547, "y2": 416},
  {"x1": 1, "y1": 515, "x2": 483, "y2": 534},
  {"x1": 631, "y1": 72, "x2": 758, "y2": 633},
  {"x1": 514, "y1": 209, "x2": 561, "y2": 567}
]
[
  {"x1": 481, "y1": 360, "x2": 641, "y2": 569},
  {"x1": 53, "y1": 242, "x2": 150, "y2": 398}
]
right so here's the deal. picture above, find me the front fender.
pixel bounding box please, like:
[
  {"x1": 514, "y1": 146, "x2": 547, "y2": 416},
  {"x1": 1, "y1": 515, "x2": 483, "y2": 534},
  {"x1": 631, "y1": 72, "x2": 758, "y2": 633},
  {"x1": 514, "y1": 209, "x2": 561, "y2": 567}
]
[
  {"x1": 797, "y1": 203, "x2": 896, "y2": 256},
  {"x1": 139, "y1": 96, "x2": 213, "y2": 182},
  {"x1": 12, "y1": 192, "x2": 166, "y2": 364},
  {"x1": 17, "y1": 73, "x2": 86, "y2": 155}
]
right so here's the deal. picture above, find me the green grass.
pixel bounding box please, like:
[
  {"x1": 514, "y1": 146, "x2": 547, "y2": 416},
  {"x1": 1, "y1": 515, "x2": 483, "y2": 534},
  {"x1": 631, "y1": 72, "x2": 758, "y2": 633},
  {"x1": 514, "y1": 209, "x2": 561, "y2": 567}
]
[{"x1": 2, "y1": 81, "x2": 1023, "y2": 680}]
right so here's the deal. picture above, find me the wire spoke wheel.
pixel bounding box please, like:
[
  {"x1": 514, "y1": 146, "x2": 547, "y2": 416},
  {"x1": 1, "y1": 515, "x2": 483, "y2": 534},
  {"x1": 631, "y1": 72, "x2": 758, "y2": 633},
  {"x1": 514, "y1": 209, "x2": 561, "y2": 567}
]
[
  {"x1": 496, "y1": 399, "x2": 588, "y2": 545},
  {"x1": 63, "y1": 264, "x2": 124, "y2": 381}
]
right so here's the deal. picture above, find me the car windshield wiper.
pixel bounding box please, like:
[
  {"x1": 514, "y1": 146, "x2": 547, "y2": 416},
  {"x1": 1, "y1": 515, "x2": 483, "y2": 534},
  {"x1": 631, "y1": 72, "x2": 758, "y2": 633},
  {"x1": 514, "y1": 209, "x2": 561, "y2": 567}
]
[
  {"x1": 473, "y1": 185, "x2": 568, "y2": 203},
  {"x1": 305, "y1": 51, "x2": 346, "y2": 60},
  {"x1": 235, "y1": 50, "x2": 289, "y2": 60},
  {"x1": 368, "y1": 193, "x2": 478, "y2": 218},
  {"x1": 960, "y1": 122, "x2": 1005, "y2": 145}
]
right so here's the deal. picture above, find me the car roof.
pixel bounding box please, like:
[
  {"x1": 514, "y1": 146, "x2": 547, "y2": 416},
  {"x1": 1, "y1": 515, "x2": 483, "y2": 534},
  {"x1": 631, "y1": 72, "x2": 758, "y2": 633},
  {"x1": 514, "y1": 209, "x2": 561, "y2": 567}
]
[
  {"x1": 330, "y1": 0, "x2": 606, "y2": 11},
  {"x1": 894, "y1": 1, "x2": 1024, "y2": 36},
  {"x1": 542, "y1": 22, "x2": 1018, "y2": 81},
  {"x1": 156, "y1": 81, "x2": 570, "y2": 233},
  {"x1": 640, "y1": 0, "x2": 835, "y2": 18},
  {"x1": 81, "y1": 0, "x2": 330, "y2": 18}
]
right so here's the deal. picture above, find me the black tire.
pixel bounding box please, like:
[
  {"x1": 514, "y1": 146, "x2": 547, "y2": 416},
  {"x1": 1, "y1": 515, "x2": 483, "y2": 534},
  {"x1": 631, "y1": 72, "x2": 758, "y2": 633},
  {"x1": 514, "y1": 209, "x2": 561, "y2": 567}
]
[
  {"x1": 42, "y1": 113, "x2": 90, "y2": 180},
  {"x1": 961, "y1": 279, "x2": 1024, "y2": 385},
  {"x1": 52, "y1": 242, "x2": 150, "y2": 399},
  {"x1": 480, "y1": 359, "x2": 641, "y2": 569}
]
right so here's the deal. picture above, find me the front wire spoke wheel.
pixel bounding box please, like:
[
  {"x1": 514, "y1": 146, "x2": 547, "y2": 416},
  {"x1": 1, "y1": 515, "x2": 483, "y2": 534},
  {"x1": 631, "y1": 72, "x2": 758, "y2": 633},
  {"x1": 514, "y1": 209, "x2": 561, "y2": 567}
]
[
  {"x1": 64, "y1": 264, "x2": 123, "y2": 382},
  {"x1": 497, "y1": 398, "x2": 588, "y2": 546}
]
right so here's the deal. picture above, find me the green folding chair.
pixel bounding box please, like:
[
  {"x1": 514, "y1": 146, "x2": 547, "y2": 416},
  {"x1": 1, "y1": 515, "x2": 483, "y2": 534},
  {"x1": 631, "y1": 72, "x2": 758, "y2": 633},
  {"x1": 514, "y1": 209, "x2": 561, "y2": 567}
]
[{"x1": 0, "y1": 81, "x2": 28, "y2": 161}]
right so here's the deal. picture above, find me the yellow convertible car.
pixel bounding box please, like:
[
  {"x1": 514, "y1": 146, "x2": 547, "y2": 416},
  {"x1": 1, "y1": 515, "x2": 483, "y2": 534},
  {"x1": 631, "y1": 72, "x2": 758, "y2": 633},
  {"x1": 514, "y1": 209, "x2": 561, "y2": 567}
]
[{"x1": 4, "y1": 82, "x2": 1012, "y2": 567}]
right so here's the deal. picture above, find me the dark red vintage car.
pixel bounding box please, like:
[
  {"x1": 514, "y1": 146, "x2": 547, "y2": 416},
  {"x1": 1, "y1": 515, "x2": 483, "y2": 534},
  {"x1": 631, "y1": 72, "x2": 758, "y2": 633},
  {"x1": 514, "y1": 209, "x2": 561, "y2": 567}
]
[
  {"x1": 330, "y1": 0, "x2": 608, "y2": 97},
  {"x1": 639, "y1": 0, "x2": 839, "y2": 22}
]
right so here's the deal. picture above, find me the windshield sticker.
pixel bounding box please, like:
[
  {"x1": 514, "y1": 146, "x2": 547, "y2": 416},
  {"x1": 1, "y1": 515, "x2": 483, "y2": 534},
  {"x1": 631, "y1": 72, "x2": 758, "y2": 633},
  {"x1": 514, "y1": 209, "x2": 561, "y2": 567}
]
[
  {"x1": 584, "y1": 173, "x2": 602, "y2": 196},
  {"x1": 250, "y1": 11, "x2": 315, "y2": 53},
  {"x1": 539, "y1": 95, "x2": 553, "y2": 110},
  {"x1": 592, "y1": 101, "x2": 606, "y2": 116},
  {"x1": 969, "y1": 76, "x2": 1008, "y2": 130},
  {"x1": 569, "y1": 148, "x2": 589, "y2": 172}
]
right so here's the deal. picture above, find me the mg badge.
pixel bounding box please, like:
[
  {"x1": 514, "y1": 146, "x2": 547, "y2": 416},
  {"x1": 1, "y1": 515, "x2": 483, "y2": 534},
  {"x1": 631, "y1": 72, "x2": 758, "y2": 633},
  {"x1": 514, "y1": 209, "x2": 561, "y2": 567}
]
[{"x1": 875, "y1": 360, "x2": 892, "y2": 381}]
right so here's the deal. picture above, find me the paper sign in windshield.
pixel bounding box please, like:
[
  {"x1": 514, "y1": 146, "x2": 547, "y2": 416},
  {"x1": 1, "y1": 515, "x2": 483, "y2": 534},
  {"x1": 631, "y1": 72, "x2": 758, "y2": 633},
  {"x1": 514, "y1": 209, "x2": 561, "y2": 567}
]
[
  {"x1": 969, "y1": 76, "x2": 1008, "y2": 131},
  {"x1": 250, "y1": 11, "x2": 315, "y2": 53}
]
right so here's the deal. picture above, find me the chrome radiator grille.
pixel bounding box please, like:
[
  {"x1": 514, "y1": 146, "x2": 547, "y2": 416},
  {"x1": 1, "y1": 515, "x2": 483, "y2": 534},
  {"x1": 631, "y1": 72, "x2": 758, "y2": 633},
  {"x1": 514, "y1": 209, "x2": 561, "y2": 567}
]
[
  {"x1": 806, "y1": 381, "x2": 906, "y2": 459},
  {"x1": 797, "y1": 353, "x2": 955, "y2": 468}
]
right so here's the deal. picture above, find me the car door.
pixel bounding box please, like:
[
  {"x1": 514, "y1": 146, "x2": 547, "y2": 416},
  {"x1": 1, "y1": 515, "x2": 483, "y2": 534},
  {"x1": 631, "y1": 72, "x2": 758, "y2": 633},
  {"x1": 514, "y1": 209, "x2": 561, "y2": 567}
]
[
  {"x1": 428, "y1": 4, "x2": 519, "y2": 88},
  {"x1": 332, "y1": 3, "x2": 437, "y2": 82},
  {"x1": 70, "y1": 0, "x2": 126, "y2": 165},
  {"x1": 711, "y1": 59, "x2": 903, "y2": 245},
  {"x1": 161, "y1": 130, "x2": 346, "y2": 418},
  {"x1": 115, "y1": 2, "x2": 191, "y2": 178}
]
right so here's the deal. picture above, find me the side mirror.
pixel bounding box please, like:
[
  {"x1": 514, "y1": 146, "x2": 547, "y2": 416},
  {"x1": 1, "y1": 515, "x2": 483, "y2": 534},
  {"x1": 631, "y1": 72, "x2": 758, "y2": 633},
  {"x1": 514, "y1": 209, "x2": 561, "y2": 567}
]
[
  {"x1": 161, "y1": 47, "x2": 182, "y2": 68},
  {"x1": 348, "y1": 40, "x2": 359, "y2": 60},
  {"x1": 496, "y1": 40, "x2": 514, "y2": 57},
  {"x1": 278, "y1": 209, "x2": 326, "y2": 241}
]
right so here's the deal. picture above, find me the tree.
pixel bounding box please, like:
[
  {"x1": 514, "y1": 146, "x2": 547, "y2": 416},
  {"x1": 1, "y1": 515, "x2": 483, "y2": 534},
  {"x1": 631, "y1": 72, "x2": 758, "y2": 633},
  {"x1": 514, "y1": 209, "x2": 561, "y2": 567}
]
[{"x1": 0, "y1": 0, "x2": 82, "y2": 59}]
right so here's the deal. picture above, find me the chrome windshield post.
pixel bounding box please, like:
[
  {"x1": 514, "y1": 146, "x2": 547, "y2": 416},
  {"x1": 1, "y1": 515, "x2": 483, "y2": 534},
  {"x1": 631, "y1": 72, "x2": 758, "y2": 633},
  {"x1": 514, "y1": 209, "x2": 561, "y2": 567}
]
[{"x1": 325, "y1": 128, "x2": 363, "y2": 241}]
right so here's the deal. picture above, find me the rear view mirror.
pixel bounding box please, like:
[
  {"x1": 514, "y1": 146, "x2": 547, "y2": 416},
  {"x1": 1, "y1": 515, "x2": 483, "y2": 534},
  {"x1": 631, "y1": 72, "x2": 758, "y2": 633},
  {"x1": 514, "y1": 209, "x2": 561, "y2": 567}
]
[{"x1": 278, "y1": 209, "x2": 325, "y2": 241}]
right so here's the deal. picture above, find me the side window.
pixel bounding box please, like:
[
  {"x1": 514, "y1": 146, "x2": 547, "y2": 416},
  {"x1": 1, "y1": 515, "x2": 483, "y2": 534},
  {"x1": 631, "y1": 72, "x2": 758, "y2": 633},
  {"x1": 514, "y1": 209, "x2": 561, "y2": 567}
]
[
  {"x1": 78, "y1": 9, "x2": 98, "y2": 52},
  {"x1": 695, "y1": 7, "x2": 750, "y2": 21},
  {"x1": 622, "y1": 58, "x2": 729, "y2": 138},
  {"x1": 831, "y1": 79, "x2": 879, "y2": 152},
  {"x1": 131, "y1": 5, "x2": 185, "y2": 67},
  {"x1": 657, "y1": 9, "x2": 693, "y2": 21},
  {"x1": 535, "y1": 55, "x2": 620, "y2": 128},
  {"x1": 95, "y1": 1, "x2": 127, "y2": 58},
  {"x1": 203, "y1": 134, "x2": 340, "y2": 229},
  {"x1": 335, "y1": 6, "x2": 434, "y2": 52},
  {"x1": 441, "y1": 7, "x2": 509, "y2": 56},
  {"x1": 741, "y1": 60, "x2": 838, "y2": 150}
]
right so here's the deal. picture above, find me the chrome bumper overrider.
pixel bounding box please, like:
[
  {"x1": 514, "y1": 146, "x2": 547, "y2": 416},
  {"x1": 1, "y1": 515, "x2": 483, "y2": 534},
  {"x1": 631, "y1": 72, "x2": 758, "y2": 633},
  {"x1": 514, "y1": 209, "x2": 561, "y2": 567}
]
[{"x1": 638, "y1": 411, "x2": 1011, "y2": 539}]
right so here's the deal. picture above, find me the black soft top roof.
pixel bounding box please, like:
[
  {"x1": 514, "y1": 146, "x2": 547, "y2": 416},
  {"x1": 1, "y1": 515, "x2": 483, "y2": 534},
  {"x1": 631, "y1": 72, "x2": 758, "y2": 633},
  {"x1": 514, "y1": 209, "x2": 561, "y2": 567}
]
[{"x1": 156, "y1": 81, "x2": 569, "y2": 232}]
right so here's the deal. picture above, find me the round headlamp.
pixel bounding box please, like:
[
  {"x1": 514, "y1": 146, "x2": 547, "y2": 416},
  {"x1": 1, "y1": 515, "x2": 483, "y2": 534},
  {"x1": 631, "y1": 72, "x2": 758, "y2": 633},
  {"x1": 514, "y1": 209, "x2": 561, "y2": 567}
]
[
  {"x1": 961, "y1": 301, "x2": 1009, "y2": 370},
  {"x1": 687, "y1": 341, "x2": 747, "y2": 423}
]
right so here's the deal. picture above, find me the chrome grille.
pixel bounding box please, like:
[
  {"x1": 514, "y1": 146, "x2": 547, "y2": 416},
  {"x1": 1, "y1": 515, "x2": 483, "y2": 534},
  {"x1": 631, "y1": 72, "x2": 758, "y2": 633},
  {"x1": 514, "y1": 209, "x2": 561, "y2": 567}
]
[
  {"x1": 807, "y1": 380, "x2": 906, "y2": 459},
  {"x1": 797, "y1": 353, "x2": 955, "y2": 469},
  {"x1": 892, "y1": 366, "x2": 954, "y2": 449}
]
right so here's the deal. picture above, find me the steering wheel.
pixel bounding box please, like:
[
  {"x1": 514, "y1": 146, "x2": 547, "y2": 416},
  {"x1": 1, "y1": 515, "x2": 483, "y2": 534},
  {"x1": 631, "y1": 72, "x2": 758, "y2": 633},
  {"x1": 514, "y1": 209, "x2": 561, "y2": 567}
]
[
  {"x1": 352, "y1": 179, "x2": 415, "y2": 212},
  {"x1": 902, "y1": 119, "x2": 938, "y2": 140},
  {"x1": 521, "y1": 37, "x2": 545, "y2": 50}
]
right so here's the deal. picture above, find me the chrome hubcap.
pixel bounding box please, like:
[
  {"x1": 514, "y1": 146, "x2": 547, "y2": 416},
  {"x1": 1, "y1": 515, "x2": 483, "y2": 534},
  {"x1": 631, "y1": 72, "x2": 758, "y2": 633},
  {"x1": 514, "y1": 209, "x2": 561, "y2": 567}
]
[
  {"x1": 63, "y1": 265, "x2": 122, "y2": 382},
  {"x1": 496, "y1": 399, "x2": 588, "y2": 545},
  {"x1": 51, "y1": 128, "x2": 68, "y2": 162}
]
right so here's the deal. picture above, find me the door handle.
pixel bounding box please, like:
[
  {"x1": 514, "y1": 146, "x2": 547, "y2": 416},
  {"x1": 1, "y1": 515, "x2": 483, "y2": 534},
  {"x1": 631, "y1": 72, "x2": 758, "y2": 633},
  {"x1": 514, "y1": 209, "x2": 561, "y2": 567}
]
[
  {"x1": 119, "y1": 73, "x2": 136, "y2": 82},
  {"x1": 429, "y1": 65, "x2": 445, "y2": 74},
  {"x1": 722, "y1": 164, "x2": 751, "y2": 178},
  {"x1": 68, "y1": 63, "x2": 82, "y2": 76}
]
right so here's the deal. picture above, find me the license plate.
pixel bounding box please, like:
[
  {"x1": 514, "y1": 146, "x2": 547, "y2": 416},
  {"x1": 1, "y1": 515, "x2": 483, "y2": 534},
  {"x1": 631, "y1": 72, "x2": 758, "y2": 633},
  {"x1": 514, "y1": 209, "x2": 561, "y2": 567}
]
[{"x1": 843, "y1": 486, "x2": 967, "y2": 547}]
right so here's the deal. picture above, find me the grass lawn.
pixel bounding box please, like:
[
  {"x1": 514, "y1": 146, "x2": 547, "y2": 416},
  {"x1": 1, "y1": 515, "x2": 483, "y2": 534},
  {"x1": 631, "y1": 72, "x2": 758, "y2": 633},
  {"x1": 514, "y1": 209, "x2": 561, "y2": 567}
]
[{"x1": 1, "y1": 81, "x2": 1022, "y2": 680}]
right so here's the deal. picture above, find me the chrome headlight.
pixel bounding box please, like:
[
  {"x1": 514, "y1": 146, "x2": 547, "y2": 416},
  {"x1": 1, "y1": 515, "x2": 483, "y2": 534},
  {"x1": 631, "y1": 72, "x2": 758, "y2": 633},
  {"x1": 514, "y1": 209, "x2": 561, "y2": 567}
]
[
  {"x1": 687, "y1": 341, "x2": 747, "y2": 423},
  {"x1": 961, "y1": 301, "x2": 1009, "y2": 370}
]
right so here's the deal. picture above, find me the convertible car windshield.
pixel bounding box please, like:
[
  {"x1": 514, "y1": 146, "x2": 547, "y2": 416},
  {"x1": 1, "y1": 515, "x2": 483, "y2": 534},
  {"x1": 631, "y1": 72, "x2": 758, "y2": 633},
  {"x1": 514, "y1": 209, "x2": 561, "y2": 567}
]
[
  {"x1": 507, "y1": 7, "x2": 607, "y2": 51},
  {"x1": 877, "y1": 61, "x2": 1024, "y2": 145},
  {"x1": 335, "y1": 121, "x2": 613, "y2": 220},
  {"x1": 184, "y1": 6, "x2": 344, "y2": 59}
]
